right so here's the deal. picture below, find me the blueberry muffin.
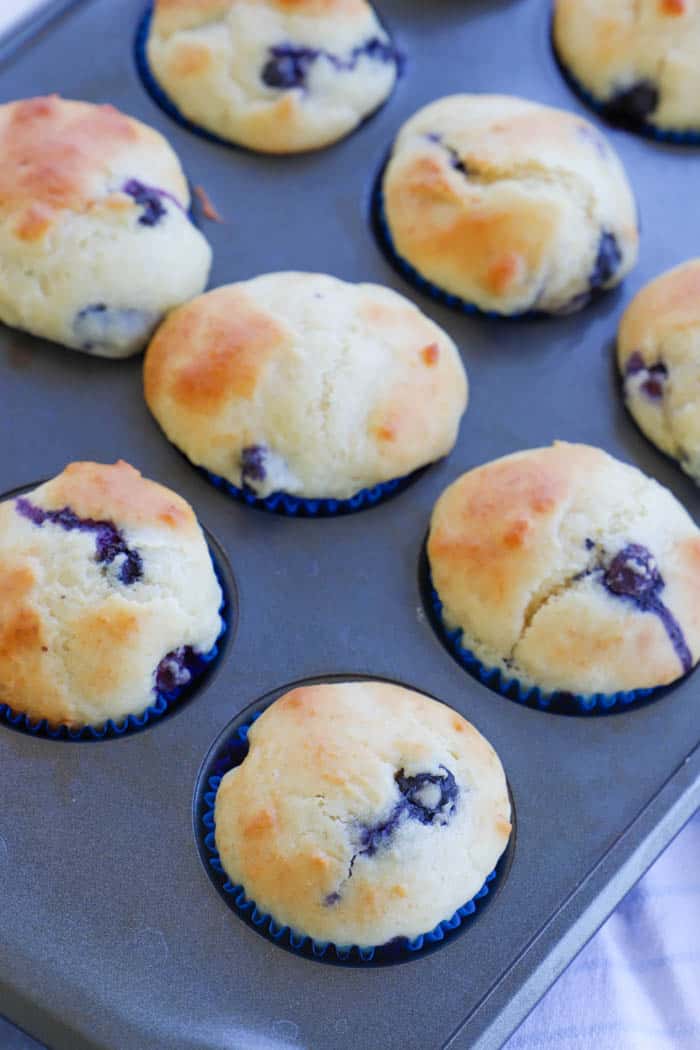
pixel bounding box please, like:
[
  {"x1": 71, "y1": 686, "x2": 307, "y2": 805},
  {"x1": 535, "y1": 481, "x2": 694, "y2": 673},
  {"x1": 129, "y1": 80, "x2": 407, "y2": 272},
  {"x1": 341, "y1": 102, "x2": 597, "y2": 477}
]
[
  {"x1": 618, "y1": 260, "x2": 700, "y2": 482},
  {"x1": 379, "y1": 94, "x2": 639, "y2": 316},
  {"x1": 553, "y1": 0, "x2": 700, "y2": 137},
  {"x1": 143, "y1": 272, "x2": 468, "y2": 501},
  {"x1": 0, "y1": 96, "x2": 211, "y2": 357},
  {"x1": 214, "y1": 681, "x2": 511, "y2": 948},
  {"x1": 428, "y1": 442, "x2": 700, "y2": 698},
  {"x1": 145, "y1": 0, "x2": 400, "y2": 153},
  {"x1": 0, "y1": 461, "x2": 222, "y2": 729}
]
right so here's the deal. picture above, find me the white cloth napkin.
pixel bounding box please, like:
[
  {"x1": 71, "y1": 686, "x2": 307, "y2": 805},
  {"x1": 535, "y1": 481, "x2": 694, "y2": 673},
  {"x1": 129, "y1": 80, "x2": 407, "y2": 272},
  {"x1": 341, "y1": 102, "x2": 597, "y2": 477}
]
[
  {"x1": 0, "y1": 0, "x2": 48, "y2": 35},
  {"x1": 506, "y1": 812, "x2": 700, "y2": 1050}
]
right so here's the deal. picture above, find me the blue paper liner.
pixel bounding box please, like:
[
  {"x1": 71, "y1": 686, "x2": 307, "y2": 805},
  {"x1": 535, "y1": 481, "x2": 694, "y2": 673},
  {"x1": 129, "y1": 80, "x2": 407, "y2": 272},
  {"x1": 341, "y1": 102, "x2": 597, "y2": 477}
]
[
  {"x1": 135, "y1": 5, "x2": 404, "y2": 154},
  {"x1": 200, "y1": 466, "x2": 416, "y2": 517},
  {"x1": 135, "y1": 6, "x2": 249, "y2": 152},
  {"x1": 429, "y1": 582, "x2": 655, "y2": 716},
  {"x1": 197, "y1": 711, "x2": 500, "y2": 965},
  {"x1": 551, "y1": 27, "x2": 700, "y2": 147},
  {"x1": 0, "y1": 559, "x2": 230, "y2": 742}
]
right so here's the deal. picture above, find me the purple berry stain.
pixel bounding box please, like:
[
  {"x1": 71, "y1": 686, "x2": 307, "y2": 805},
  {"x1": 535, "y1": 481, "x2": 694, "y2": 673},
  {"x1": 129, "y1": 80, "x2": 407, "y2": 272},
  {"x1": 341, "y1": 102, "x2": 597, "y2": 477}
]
[
  {"x1": 590, "y1": 232, "x2": 622, "y2": 289},
  {"x1": 122, "y1": 179, "x2": 184, "y2": 227},
  {"x1": 240, "y1": 445, "x2": 267, "y2": 485},
  {"x1": 155, "y1": 646, "x2": 198, "y2": 694},
  {"x1": 395, "y1": 766, "x2": 459, "y2": 825},
  {"x1": 624, "y1": 351, "x2": 668, "y2": 400},
  {"x1": 262, "y1": 45, "x2": 318, "y2": 89},
  {"x1": 603, "y1": 544, "x2": 691, "y2": 673},
  {"x1": 425, "y1": 132, "x2": 468, "y2": 175},
  {"x1": 261, "y1": 36, "x2": 401, "y2": 90},
  {"x1": 15, "y1": 497, "x2": 143, "y2": 585},
  {"x1": 324, "y1": 765, "x2": 458, "y2": 906},
  {"x1": 73, "y1": 303, "x2": 159, "y2": 353},
  {"x1": 604, "y1": 80, "x2": 660, "y2": 126},
  {"x1": 624, "y1": 350, "x2": 646, "y2": 376}
]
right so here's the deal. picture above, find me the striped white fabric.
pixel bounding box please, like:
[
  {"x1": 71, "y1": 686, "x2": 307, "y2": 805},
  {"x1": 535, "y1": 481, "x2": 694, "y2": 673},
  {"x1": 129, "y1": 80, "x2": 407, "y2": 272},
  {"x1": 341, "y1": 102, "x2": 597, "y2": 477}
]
[
  {"x1": 0, "y1": 1, "x2": 48, "y2": 35},
  {"x1": 506, "y1": 813, "x2": 700, "y2": 1050},
  {"x1": 0, "y1": 1, "x2": 50, "y2": 34}
]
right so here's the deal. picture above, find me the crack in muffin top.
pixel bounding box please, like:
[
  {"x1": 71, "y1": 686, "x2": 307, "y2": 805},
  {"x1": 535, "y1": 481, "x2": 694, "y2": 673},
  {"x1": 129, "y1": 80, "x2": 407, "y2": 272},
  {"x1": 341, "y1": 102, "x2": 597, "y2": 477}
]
[
  {"x1": 428, "y1": 442, "x2": 700, "y2": 696},
  {"x1": 214, "y1": 681, "x2": 511, "y2": 947},
  {"x1": 381, "y1": 95, "x2": 638, "y2": 316}
]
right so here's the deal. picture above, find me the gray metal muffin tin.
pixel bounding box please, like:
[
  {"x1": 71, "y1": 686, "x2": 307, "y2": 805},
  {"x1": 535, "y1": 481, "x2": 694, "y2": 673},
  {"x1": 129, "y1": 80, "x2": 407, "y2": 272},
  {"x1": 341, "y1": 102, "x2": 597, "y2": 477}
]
[{"x1": 0, "y1": 1, "x2": 698, "y2": 1048}]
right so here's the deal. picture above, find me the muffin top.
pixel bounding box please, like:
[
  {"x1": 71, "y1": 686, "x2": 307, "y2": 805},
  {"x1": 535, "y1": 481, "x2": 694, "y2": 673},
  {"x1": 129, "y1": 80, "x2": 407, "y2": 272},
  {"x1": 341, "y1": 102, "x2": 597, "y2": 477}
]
[
  {"x1": 428, "y1": 442, "x2": 700, "y2": 696},
  {"x1": 0, "y1": 95, "x2": 188, "y2": 238},
  {"x1": 618, "y1": 259, "x2": 700, "y2": 482},
  {"x1": 381, "y1": 94, "x2": 639, "y2": 316},
  {"x1": 146, "y1": 0, "x2": 399, "y2": 153},
  {"x1": 0, "y1": 461, "x2": 222, "y2": 728},
  {"x1": 214, "y1": 680, "x2": 511, "y2": 947},
  {"x1": 0, "y1": 95, "x2": 211, "y2": 357},
  {"x1": 553, "y1": 0, "x2": 700, "y2": 133},
  {"x1": 144, "y1": 272, "x2": 468, "y2": 500}
]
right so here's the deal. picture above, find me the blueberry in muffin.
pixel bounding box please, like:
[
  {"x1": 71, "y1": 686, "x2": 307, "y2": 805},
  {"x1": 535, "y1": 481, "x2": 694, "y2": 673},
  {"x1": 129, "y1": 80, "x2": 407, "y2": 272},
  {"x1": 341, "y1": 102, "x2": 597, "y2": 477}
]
[
  {"x1": 618, "y1": 260, "x2": 700, "y2": 484},
  {"x1": 379, "y1": 95, "x2": 638, "y2": 316},
  {"x1": 553, "y1": 0, "x2": 700, "y2": 139},
  {"x1": 213, "y1": 680, "x2": 511, "y2": 947},
  {"x1": 428, "y1": 442, "x2": 700, "y2": 701},
  {"x1": 144, "y1": 272, "x2": 468, "y2": 504},
  {"x1": 144, "y1": 0, "x2": 400, "y2": 153}
]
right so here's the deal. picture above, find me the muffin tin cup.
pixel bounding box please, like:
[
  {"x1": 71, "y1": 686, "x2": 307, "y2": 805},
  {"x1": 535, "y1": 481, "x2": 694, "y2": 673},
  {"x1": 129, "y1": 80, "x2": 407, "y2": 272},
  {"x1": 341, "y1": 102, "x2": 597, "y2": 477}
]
[
  {"x1": 194, "y1": 681, "x2": 511, "y2": 966},
  {"x1": 550, "y1": 25, "x2": 700, "y2": 147},
  {"x1": 201, "y1": 467, "x2": 419, "y2": 518},
  {"x1": 426, "y1": 574, "x2": 657, "y2": 717},
  {"x1": 135, "y1": 3, "x2": 404, "y2": 156},
  {"x1": 0, "y1": 521, "x2": 234, "y2": 742}
]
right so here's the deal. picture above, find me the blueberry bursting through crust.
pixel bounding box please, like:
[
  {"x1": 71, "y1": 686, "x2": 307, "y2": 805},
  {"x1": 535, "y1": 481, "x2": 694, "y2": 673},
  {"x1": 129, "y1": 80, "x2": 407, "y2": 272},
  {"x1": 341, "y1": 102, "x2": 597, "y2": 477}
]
[
  {"x1": 154, "y1": 646, "x2": 202, "y2": 693},
  {"x1": 15, "y1": 497, "x2": 143, "y2": 584},
  {"x1": 15, "y1": 497, "x2": 211, "y2": 702},
  {"x1": 240, "y1": 445, "x2": 267, "y2": 486},
  {"x1": 603, "y1": 80, "x2": 660, "y2": 128},
  {"x1": 590, "y1": 232, "x2": 622, "y2": 290},
  {"x1": 323, "y1": 766, "x2": 459, "y2": 907},
  {"x1": 600, "y1": 543, "x2": 692, "y2": 673},
  {"x1": 624, "y1": 350, "x2": 668, "y2": 400},
  {"x1": 72, "y1": 303, "x2": 158, "y2": 354},
  {"x1": 419, "y1": 133, "x2": 623, "y2": 314},
  {"x1": 261, "y1": 37, "x2": 401, "y2": 90},
  {"x1": 122, "y1": 178, "x2": 184, "y2": 227}
]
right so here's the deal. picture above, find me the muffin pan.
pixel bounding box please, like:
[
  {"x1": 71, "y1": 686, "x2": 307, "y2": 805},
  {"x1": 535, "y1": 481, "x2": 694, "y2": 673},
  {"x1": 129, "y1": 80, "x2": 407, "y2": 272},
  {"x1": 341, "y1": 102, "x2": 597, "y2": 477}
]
[{"x1": 0, "y1": 2, "x2": 699, "y2": 1049}]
